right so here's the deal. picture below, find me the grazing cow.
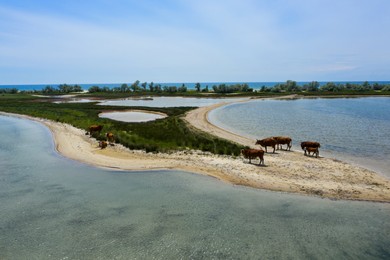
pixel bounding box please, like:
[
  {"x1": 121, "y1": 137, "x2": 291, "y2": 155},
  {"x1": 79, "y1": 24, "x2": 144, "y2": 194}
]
[
  {"x1": 98, "y1": 141, "x2": 108, "y2": 149},
  {"x1": 255, "y1": 138, "x2": 277, "y2": 153},
  {"x1": 305, "y1": 147, "x2": 319, "y2": 158},
  {"x1": 241, "y1": 149, "x2": 264, "y2": 165},
  {"x1": 273, "y1": 136, "x2": 292, "y2": 151},
  {"x1": 87, "y1": 125, "x2": 103, "y2": 136},
  {"x1": 106, "y1": 132, "x2": 115, "y2": 144}
]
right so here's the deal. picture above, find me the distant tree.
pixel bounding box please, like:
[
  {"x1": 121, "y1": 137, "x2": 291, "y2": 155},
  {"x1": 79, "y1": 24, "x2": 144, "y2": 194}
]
[
  {"x1": 141, "y1": 82, "x2": 147, "y2": 90},
  {"x1": 362, "y1": 81, "x2": 371, "y2": 89},
  {"x1": 88, "y1": 86, "x2": 101, "y2": 93},
  {"x1": 148, "y1": 82, "x2": 154, "y2": 92},
  {"x1": 0, "y1": 88, "x2": 18, "y2": 94},
  {"x1": 178, "y1": 84, "x2": 187, "y2": 92},
  {"x1": 382, "y1": 85, "x2": 390, "y2": 91},
  {"x1": 131, "y1": 80, "x2": 140, "y2": 92},
  {"x1": 102, "y1": 86, "x2": 111, "y2": 92},
  {"x1": 154, "y1": 84, "x2": 162, "y2": 93},
  {"x1": 260, "y1": 86, "x2": 267, "y2": 92},
  {"x1": 42, "y1": 85, "x2": 56, "y2": 94},
  {"x1": 202, "y1": 85, "x2": 209, "y2": 92},
  {"x1": 195, "y1": 82, "x2": 201, "y2": 92},
  {"x1": 120, "y1": 83, "x2": 130, "y2": 92},
  {"x1": 372, "y1": 83, "x2": 381, "y2": 91},
  {"x1": 304, "y1": 81, "x2": 319, "y2": 92},
  {"x1": 285, "y1": 80, "x2": 299, "y2": 92},
  {"x1": 163, "y1": 86, "x2": 178, "y2": 93},
  {"x1": 320, "y1": 82, "x2": 341, "y2": 92}
]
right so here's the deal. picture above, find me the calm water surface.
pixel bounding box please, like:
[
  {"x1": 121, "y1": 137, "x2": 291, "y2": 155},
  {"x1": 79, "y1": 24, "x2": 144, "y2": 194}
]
[
  {"x1": 99, "y1": 96, "x2": 245, "y2": 107},
  {"x1": 1, "y1": 115, "x2": 390, "y2": 259},
  {"x1": 99, "y1": 111, "x2": 166, "y2": 122},
  {"x1": 209, "y1": 97, "x2": 390, "y2": 177}
]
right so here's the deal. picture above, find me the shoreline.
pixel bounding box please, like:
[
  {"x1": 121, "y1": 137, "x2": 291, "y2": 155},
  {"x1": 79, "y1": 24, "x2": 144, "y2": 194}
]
[{"x1": 1, "y1": 99, "x2": 390, "y2": 203}]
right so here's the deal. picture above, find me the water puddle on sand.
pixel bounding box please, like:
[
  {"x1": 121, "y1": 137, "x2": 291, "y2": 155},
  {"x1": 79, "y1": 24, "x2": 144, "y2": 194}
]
[{"x1": 99, "y1": 110, "x2": 167, "y2": 122}]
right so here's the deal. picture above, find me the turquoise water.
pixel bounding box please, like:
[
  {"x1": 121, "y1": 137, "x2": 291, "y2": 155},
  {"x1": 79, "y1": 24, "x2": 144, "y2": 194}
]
[
  {"x1": 1, "y1": 115, "x2": 390, "y2": 259},
  {"x1": 209, "y1": 97, "x2": 390, "y2": 177}
]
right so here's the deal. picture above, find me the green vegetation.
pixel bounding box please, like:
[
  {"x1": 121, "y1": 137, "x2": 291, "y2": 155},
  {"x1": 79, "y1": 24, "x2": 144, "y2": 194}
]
[
  {"x1": 0, "y1": 95, "x2": 244, "y2": 155},
  {"x1": 1, "y1": 80, "x2": 389, "y2": 155}
]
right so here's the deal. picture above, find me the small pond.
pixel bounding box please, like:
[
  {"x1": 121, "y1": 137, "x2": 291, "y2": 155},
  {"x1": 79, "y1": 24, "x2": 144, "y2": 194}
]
[{"x1": 99, "y1": 110, "x2": 167, "y2": 122}]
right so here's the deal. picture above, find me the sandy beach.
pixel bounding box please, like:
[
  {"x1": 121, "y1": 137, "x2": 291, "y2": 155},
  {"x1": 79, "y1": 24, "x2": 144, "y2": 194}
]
[{"x1": 2, "y1": 101, "x2": 390, "y2": 203}]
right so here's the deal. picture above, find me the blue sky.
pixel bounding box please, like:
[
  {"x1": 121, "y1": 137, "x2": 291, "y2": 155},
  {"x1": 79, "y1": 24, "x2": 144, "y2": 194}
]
[{"x1": 0, "y1": 0, "x2": 389, "y2": 84}]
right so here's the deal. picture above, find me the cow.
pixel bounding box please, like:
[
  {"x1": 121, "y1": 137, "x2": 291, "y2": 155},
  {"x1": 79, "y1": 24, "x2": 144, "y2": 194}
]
[
  {"x1": 273, "y1": 136, "x2": 292, "y2": 151},
  {"x1": 87, "y1": 125, "x2": 103, "y2": 136},
  {"x1": 241, "y1": 149, "x2": 264, "y2": 165},
  {"x1": 301, "y1": 141, "x2": 321, "y2": 156},
  {"x1": 255, "y1": 137, "x2": 277, "y2": 153},
  {"x1": 305, "y1": 147, "x2": 319, "y2": 158},
  {"x1": 98, "y1": 141, "x2": 108, "y2": 149},
  {"x1": 106, "y1": 132, "x2": 115, "y2": 145},
  {"x1": 301, "y1": 141, "x2": 320, "y2": 151}
]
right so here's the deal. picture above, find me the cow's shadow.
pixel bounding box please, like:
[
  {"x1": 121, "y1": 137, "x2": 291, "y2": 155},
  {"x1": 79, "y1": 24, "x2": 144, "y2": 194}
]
[{"x1": 243, "y1": 161, "x2": 267, "y2": 167}]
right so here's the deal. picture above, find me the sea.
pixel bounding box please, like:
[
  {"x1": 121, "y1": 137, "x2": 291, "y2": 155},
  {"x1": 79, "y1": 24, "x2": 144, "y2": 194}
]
[
  {"x1": 1, "y1": 81, "x2": 390, "y2": 91},
  {"x1": 0, "y1": 115, "x2": 389, "y2": 259}
]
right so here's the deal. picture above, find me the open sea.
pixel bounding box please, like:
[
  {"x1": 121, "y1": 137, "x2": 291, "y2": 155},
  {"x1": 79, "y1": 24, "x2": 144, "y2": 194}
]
[{"x1": 1, "y1": 115, "x2": 390, "y2": 259}]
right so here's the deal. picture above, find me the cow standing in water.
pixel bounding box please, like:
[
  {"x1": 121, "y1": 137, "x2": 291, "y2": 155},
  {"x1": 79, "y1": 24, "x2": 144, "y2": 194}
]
[
  {"x1": 241, "y1": 149, "x2": 265, "y2": 165},
  {"x1": 273, "y1": 136, "x2": 292, "y2": 151},
  {"x1": 87, "y1": 125, "x2": 103, "y2": 136},
  {"x1": 255, "y1": 138, "x2": 277, "y2": 153}
]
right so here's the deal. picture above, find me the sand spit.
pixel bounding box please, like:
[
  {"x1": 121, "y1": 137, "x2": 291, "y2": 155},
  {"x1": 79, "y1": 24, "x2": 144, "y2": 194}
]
[{"x1": 2, "y1": 102, "x2": 390, "y2": 202}]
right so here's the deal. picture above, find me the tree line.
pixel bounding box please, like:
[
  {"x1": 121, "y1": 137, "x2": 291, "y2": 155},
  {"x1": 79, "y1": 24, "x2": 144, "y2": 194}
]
[
  {"x1": 88, "y1": 80, "x2": 390, "y2": 94},
  {"x1": 88, "y1": 81, "x2": 253, "y2": 94},
  {"x1": 260, "y1": 80, "x2": 390, "y2": 93},
  {"x1": 2, "y1": 80, "x2": 390, "y2": 95}
]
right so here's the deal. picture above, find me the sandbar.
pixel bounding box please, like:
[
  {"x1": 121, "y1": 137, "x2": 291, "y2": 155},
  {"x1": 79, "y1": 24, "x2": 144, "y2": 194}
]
[{"x1": 2, "y1": 99, "x2": 390, "y2": 202}]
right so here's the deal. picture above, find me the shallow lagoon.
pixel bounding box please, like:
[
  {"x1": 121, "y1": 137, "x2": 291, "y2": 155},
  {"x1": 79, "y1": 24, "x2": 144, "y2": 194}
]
[
  {"x1": 1, "y1": 115, "x2": 390, "y2": 259},
  {"x1": 209, "y1": 97, "x2": 390, "y2": 177}
]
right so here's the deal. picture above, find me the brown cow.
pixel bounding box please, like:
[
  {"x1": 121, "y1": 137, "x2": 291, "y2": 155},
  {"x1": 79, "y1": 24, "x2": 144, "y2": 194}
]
[
  {"x1": 87, "y1": 125, "x2": 103, "y2": 136},
  {"x1": 305, "y1": 147, "x2": 319, "y2": 158},
  {"x1": 98, "y1": 141, "x2": 108, "y2": 149},
  {"x1": 255, "y1": 138, "x2": 276, "y2": 153},
  {"x1": 273, "y1": 136, "x2": 292, "y2": 151},
  {"x1": 106, "y1": 132, "x2": 115, "y2": 144},
  {"x1": 301, "y1": 141, "x2": 321, "y2": 155},
  {"x1": 241, "y1": 149, "x2": 264, "y2": 165}
]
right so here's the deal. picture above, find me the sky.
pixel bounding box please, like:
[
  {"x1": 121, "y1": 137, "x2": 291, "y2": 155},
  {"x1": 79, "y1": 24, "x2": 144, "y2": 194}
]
[{"x1": 0, "y1": 0, "x2": 389, "y2": 84}]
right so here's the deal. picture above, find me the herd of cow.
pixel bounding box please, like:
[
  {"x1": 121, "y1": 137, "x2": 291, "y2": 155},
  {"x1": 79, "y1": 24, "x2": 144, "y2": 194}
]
[
  {"x1": 241, "y1": 136, "x2": 321, "y2": 166},
  {"x1": 86, "y1": 124, "x2": 115, "y2": 149},
  {"x1": 86, "y1": 124, "x2": 320, "y2": 166}
]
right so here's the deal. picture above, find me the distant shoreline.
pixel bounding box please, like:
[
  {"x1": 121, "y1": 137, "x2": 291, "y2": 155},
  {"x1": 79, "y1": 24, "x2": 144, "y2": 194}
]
[
  {"x1": 1, "y1": 96, "x2": 390, "y2": 203},
  {"x1": 2, "y1": 80, "x2": 390, "y2": 92}
]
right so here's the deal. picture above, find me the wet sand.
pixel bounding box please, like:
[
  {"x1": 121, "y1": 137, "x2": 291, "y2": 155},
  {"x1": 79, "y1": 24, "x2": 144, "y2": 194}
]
[{"x1": 2, "y1": 102, "x2": 390, "y2": 202}]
